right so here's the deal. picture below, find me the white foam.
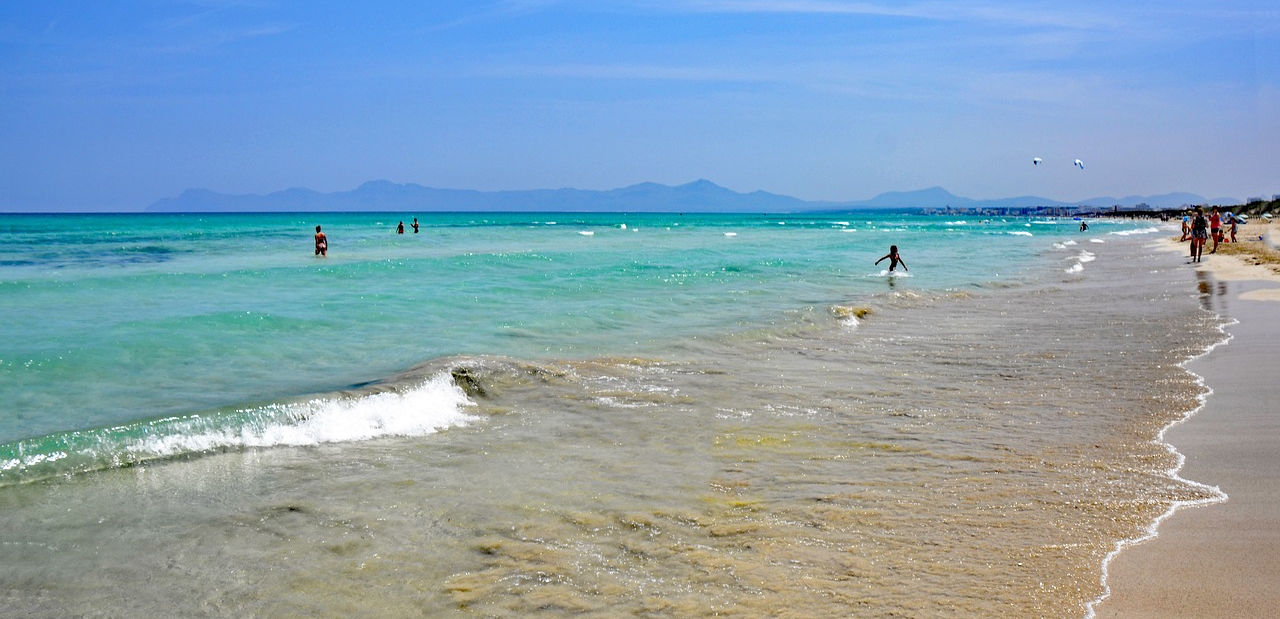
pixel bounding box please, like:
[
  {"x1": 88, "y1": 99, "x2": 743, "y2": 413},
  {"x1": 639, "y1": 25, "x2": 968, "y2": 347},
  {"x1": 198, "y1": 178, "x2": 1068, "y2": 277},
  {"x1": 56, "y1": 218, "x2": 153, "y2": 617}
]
[
  {"x1": 2, "y1": 372, "x2": 479, "y2": 482},
  {"x1": 1008, "y1": 231, "x2": 1034, "y2": 237},
  {"x1": 1090, "y1": 238, "x2": 1105, "y2": 244},
  {"x1": 1063, "y1": 240, "x2": 1078, "y2": 246},
  {"x1": 135, "y1": 373, "x2": 476, "y2": 455},
  {"x1": 723, "y1": 232, "x2": 737, "y2": 237},
  {"x1": 1, "y1": 449, "x2": 69, "y2": 472},
  {"x1": 1077, "y1": 250, "x2": 1096, "y2": 263},
  {"x1": 1052, "y1": 242, "x2": 1067, "y2": 250},
  {"x1": 1085, "y1": 319, "x2": 1233, "y2": 618},
  {"x1": 945, "y1": 220, "x2": 967, "y2": 225},
  {"x1": 578, "y1": 230, "x2": 594, "y2": 236},
  {"x1": 1109, "y1": 226, "x2": 1160, "y2": 236},
  {"x1": 1064, "y1": 263, "x2": 1083, "y2": 273},
  {"x1": 619, "y1": 223, "x2": 627, "y2": 230}
]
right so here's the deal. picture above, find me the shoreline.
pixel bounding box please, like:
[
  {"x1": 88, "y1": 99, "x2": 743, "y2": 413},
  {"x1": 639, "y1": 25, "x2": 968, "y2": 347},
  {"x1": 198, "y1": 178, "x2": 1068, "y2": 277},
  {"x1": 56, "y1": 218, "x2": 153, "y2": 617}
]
[{"x1": 1092, "y1": 223, "x2": 1280, "y2": 616}]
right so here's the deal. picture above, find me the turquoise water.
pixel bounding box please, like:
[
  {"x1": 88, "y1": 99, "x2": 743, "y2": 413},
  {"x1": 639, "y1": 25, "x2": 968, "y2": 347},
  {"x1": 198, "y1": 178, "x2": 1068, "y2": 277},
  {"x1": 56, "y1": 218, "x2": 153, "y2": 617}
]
[
  {"x1": 1, "y1": 211, "x2": 1101, "y2": 447},
  {"x1": 3, "y1": 211, "x2": 1221, "y2": 616}
]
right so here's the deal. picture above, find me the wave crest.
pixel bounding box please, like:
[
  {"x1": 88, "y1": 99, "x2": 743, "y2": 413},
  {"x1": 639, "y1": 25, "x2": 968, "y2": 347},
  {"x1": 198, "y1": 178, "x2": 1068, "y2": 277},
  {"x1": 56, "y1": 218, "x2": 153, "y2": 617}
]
[{"x1": 0, "y1": 371, "x2": 476, "y2": 486}]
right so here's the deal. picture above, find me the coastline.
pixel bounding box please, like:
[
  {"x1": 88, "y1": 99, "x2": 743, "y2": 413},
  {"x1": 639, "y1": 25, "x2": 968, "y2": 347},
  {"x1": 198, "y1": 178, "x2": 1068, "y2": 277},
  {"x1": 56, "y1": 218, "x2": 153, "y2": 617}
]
[{"x1": 1094, "y1": 222, "x2": 1280, "y2": 617}]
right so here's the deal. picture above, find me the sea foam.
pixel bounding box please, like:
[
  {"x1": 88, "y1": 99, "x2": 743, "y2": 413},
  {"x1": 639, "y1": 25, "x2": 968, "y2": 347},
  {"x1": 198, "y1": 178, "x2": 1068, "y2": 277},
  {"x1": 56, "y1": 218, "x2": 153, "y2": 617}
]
[
  {"x1": 155, "y1": 373, "x2": 475, "y2": 453},
  {"x1": 1109, "y1": 226, "x2": 1160, "y2": 236},
  {"x1": 1, "y1": 372, "x2": 476, "y2": 484}
]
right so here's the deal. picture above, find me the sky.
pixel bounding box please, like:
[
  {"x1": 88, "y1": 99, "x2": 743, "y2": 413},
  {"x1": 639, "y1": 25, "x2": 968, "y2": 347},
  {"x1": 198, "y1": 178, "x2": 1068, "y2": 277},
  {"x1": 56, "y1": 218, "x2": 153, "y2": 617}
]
[{"x1": 1, "y1": 1, "x2": 1277, "y2": 211}]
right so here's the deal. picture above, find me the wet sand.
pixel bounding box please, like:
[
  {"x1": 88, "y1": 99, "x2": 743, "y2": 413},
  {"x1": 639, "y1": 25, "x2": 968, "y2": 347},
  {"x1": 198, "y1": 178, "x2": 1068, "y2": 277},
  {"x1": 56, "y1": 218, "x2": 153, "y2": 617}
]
[{"x1": 1096, "y1": 228, "x2": 1280, "y2": 617}]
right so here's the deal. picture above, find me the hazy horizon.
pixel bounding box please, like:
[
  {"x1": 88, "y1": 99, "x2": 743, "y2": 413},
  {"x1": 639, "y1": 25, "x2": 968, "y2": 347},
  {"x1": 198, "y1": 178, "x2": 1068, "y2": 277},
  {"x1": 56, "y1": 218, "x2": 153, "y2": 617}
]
[{"x1": 3, "y1": 1, "x2": 1277, "y2": 212}]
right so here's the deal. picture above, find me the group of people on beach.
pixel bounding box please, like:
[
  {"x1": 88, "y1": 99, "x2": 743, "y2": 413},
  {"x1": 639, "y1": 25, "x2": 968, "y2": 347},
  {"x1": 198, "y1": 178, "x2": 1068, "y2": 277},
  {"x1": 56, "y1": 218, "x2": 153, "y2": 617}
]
[{"x1": 1182, "y1": 206, "x2": 1239, "y2": 263}]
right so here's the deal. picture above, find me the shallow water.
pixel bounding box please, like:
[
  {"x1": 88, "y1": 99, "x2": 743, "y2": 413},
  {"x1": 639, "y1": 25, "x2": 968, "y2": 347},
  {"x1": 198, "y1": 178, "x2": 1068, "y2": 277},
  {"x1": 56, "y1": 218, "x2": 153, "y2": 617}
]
[{"x1": 0, "y1": 213, "x2": 1219, "y2": 616}]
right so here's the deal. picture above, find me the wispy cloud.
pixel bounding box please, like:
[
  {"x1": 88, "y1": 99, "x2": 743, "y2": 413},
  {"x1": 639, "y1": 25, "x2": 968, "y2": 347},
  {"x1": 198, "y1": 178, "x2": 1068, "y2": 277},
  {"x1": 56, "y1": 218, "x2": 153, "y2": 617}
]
[
  {"x1": 637, "y1": 0, "x2": 1120, "y2": 29},
  {"x1": 475, "y1": 62, "x2": 768, "y2": 82},
  {"x1": 152, "y1": 23, "x2": 295, "y2": 54},
  {"x1": 420, "y1": 0, "x2": 570, "y2": 33}
]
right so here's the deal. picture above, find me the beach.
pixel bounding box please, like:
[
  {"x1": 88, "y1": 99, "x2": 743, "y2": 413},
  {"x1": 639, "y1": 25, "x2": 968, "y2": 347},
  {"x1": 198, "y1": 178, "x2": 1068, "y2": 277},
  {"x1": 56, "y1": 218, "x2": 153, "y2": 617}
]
[
  {"x1": 0, "y1": 213, "x2": 1251, "y2": 615},
  {"x1": 1096, "y1": 220, "x2": 1280, "y2": 617}
]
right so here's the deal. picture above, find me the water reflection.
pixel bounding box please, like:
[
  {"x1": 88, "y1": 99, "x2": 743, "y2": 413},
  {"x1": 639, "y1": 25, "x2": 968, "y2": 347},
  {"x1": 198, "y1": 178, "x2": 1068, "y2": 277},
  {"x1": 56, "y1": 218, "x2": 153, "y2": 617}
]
[{"x1": 1195, "y1": 270, "x2": 1230, "y2": 312}]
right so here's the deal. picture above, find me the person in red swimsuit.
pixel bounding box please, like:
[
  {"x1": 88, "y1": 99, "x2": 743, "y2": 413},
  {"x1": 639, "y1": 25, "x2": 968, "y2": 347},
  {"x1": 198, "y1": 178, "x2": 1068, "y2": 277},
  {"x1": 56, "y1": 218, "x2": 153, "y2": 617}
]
[
  {"x1": 314, "y1": 225, "x2": 328, "y2": 256},
  {"x1": 1209, "y1": 207, "x2": 1221, "y2": 253}
]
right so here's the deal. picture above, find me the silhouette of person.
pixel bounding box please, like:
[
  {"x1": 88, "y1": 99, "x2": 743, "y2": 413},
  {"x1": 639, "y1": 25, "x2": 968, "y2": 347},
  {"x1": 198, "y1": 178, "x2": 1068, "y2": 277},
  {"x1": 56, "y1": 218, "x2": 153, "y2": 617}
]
[{"x1": 875, "y1": 245, "x2": 908, "y2": 272}]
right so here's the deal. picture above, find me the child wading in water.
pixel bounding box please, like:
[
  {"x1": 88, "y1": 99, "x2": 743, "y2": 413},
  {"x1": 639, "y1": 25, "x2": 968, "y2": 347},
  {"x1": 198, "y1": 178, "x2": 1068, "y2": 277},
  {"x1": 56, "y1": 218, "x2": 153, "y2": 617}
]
[{"x1": 875, "y1": 245, "x2": 908, "y2": 272}]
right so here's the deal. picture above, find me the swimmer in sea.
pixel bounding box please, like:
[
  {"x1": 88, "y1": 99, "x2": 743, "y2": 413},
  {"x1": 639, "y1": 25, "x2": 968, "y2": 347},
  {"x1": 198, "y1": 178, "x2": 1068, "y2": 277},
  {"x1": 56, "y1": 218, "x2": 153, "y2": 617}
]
[
  {"x1": 875, "y1": 245, "x2": 908, "y2": 272},
  {"x1": 397, "y1": 221, "x2": 405, "y2": 234},
  {"x1": 412, "y1": 217, "x2": 419, "y2": 233},
  {"x1": 314, "y1": 225, "x2": 328, "y2": 256}
]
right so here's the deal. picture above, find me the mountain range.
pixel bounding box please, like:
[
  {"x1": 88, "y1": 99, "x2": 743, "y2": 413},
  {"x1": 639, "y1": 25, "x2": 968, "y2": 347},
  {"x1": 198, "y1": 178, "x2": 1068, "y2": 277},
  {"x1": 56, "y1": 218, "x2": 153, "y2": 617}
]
[{"x1": 146, "y1": 179, "x2": 1236, "y2": 213}]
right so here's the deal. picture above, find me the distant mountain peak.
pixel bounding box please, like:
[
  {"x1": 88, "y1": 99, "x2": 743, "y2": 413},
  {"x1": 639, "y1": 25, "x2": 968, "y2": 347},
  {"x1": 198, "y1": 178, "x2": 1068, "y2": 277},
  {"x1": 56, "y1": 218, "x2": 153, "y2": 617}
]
[
  {"x1": 357, "y1": 179, "x2": 400, "y2": 189},
  {"x1": 682, "y1": 178, "x2": 720, "y2": 188}
]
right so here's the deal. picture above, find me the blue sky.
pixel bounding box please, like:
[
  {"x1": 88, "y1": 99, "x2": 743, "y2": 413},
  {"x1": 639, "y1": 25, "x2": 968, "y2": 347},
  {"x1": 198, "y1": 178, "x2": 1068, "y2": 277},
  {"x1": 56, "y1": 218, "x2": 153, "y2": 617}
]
[{"x1": 2, "y1": 1, "x2": 1277, "y2": 211}]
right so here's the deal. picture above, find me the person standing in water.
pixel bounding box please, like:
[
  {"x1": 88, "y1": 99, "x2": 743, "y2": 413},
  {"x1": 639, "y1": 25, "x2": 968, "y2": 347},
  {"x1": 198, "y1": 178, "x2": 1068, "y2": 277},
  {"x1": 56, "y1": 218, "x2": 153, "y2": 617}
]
[
  {"x1": 875, "y1": 245, "x2": 908, "y2": 272},
  {"x1": 314, "y1": 225, "x2": 328, "y2": 256},
  {"x1": 412, "y1": 217, "x2": 419, "y2": 233},
  {"x1": 397, "y1": 221, "x2": 405, "y2": 234}
]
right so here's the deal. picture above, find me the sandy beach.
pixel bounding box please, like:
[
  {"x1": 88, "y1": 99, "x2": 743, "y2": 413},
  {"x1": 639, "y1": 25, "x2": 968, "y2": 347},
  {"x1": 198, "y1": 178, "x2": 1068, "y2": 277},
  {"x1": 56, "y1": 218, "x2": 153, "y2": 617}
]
[{"x1": 1095, "y1": 219, "x2": 1280, "y2": 617}]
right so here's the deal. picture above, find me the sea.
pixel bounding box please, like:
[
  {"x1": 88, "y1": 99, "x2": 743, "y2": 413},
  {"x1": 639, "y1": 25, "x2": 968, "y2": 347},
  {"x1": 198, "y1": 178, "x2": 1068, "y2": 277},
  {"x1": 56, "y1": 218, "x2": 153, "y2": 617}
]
[{"x1": 0, "y1": 211, "x2": 1225, "y2": 616}]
